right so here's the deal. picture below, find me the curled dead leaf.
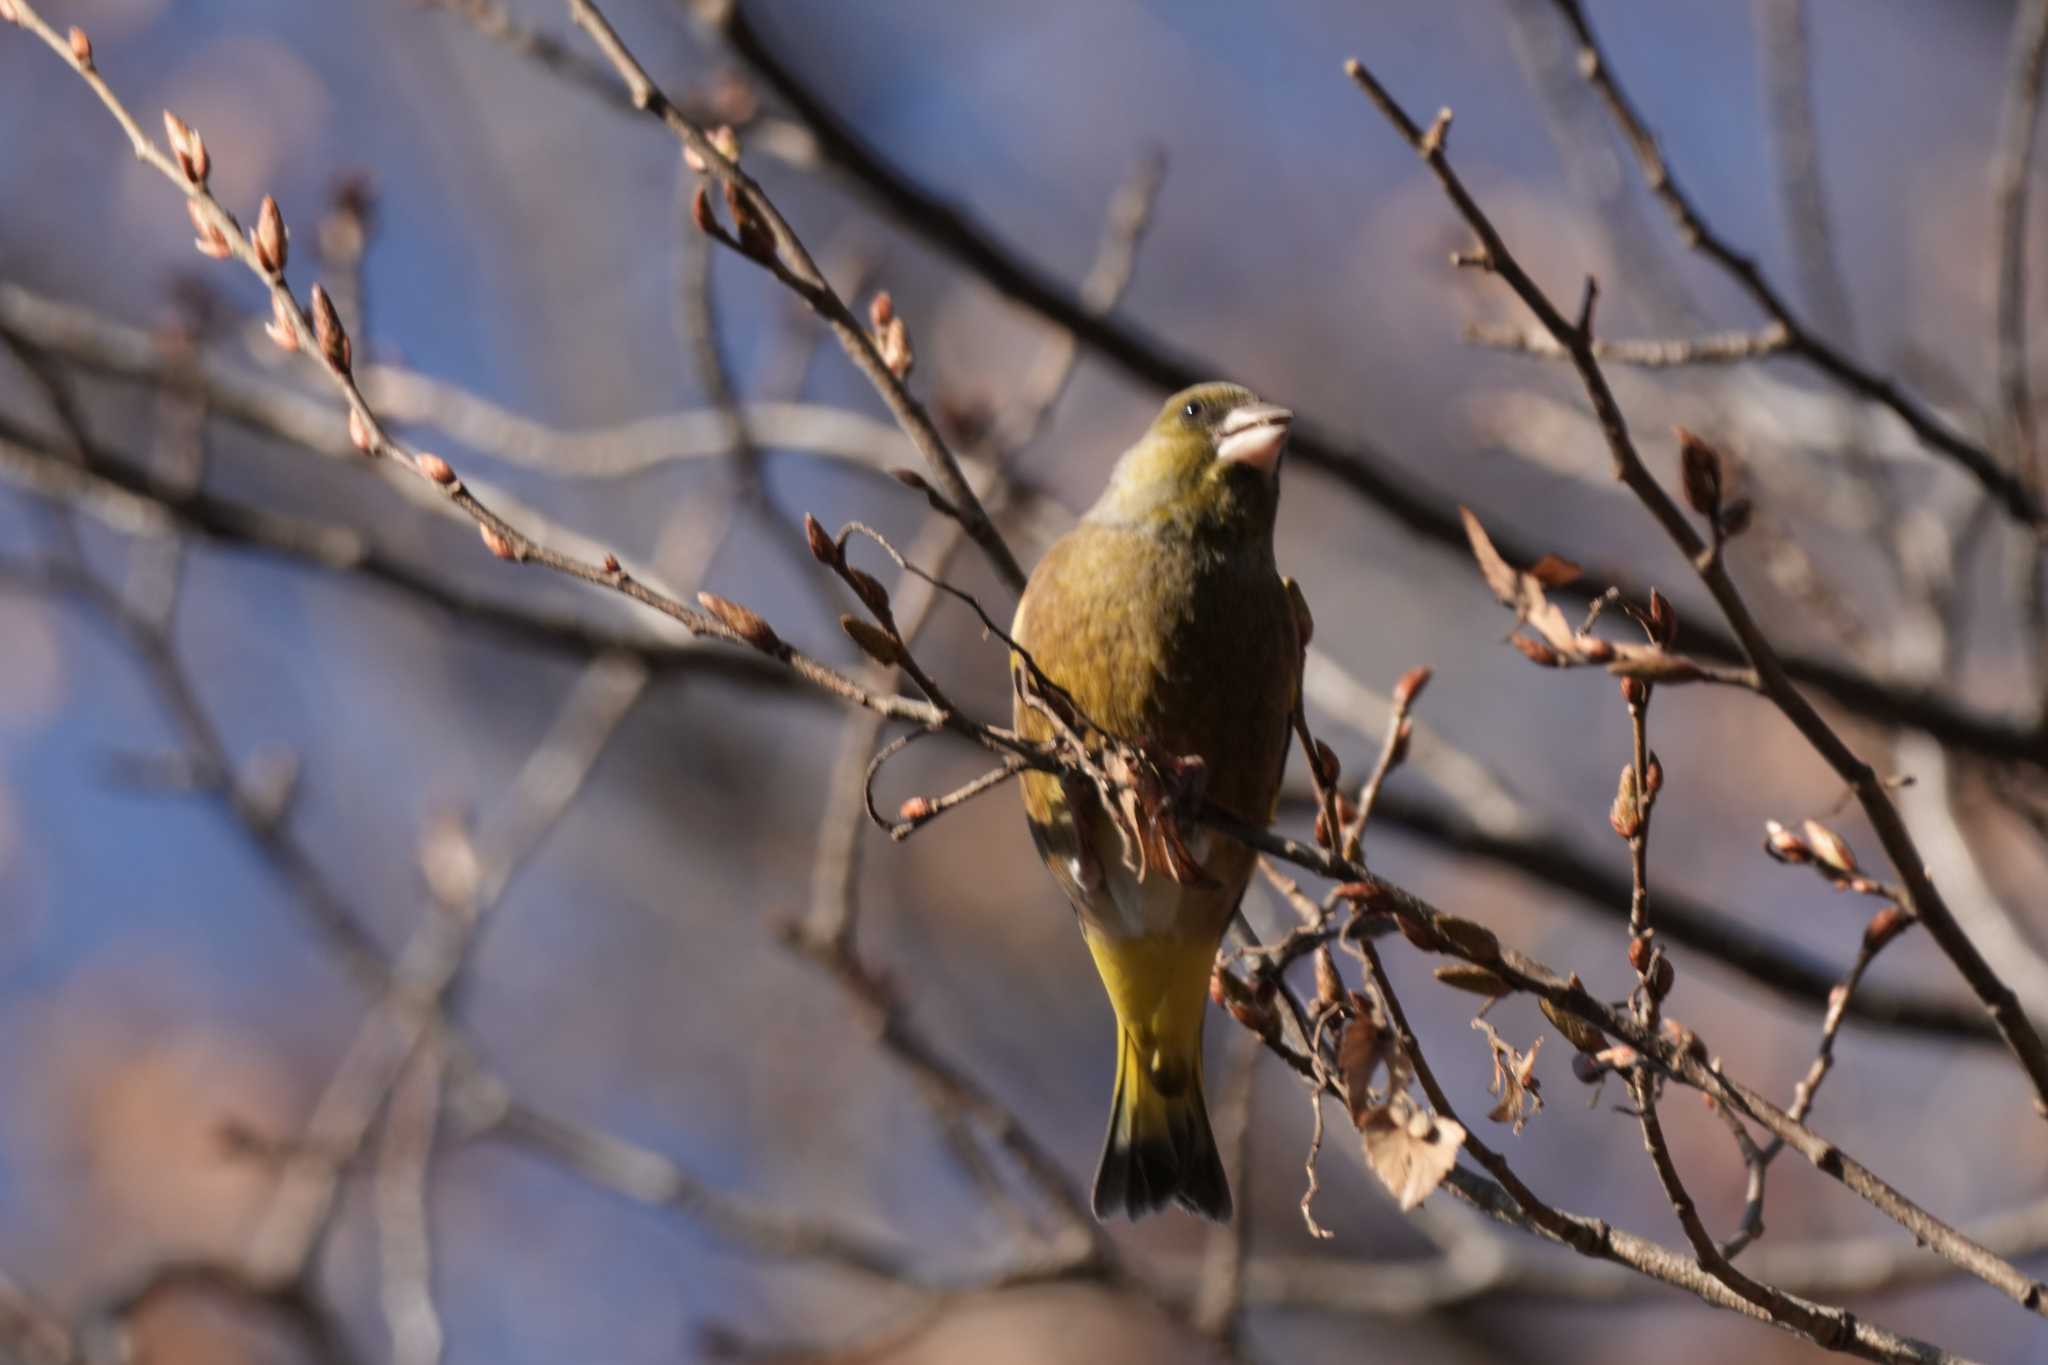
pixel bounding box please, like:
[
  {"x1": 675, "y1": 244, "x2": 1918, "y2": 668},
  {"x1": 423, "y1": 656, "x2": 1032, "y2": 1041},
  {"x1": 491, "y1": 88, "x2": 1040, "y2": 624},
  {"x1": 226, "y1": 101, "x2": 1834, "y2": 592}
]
[
  {"x1": 1474, "y1": 1019, "x2": 1544, "y2": 1134},
  {"x1": 1360, "y1": 1096, "x2": 1465, "y2": 1210}
]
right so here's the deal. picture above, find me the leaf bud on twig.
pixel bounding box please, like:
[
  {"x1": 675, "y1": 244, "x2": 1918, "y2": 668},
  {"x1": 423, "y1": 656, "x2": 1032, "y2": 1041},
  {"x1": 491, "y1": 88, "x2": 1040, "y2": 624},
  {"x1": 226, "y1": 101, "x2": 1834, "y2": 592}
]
[
  {"x1": 252, "y1": 195, "x2": 287, "y2": 274},
  {"x1": 698, "y1": 592, "x2": 783, "y2": 653}
]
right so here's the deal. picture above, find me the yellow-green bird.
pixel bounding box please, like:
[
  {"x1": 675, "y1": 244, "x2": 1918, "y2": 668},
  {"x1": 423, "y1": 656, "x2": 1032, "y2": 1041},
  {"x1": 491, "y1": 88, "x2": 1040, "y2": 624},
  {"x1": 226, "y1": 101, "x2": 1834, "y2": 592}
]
[{"x1": 1012, "y1": 382, "x2": 1299, "y2": 1221}]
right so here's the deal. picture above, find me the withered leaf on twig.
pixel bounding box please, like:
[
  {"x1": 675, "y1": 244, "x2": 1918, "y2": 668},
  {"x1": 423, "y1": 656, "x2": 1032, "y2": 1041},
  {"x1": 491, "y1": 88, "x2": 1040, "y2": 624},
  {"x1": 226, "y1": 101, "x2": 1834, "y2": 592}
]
[
  {"x1": 1339, "y1": 992, "x2": 1390, "y2": 1125},
  {"x1": 1474, "y1": 1019, "x2": 1544, "y2": 1134},
  {"x1": 1359, "y1": 1096, "x2": 1466, "y2": 1210}
]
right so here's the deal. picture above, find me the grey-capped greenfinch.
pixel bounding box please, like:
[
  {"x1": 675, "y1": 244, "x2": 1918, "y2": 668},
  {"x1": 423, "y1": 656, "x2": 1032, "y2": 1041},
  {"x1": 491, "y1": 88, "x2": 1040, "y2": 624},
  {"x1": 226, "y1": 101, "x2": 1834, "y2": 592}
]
[{"x1": 1012, "y1": 382, "x2": 1298, "y2": 1221}]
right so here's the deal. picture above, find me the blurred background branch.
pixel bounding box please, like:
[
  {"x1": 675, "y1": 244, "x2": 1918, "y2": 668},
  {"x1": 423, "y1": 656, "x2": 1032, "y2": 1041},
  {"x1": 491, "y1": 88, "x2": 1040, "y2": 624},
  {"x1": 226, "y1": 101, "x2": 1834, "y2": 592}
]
[{"x1": 3, "y1": 2, "x2": 2047, "y2": 1363}]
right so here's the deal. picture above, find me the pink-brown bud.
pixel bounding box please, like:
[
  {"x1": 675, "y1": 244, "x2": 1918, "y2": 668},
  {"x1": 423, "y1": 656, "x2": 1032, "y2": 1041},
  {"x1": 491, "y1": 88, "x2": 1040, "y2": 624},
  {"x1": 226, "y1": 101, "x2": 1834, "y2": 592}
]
[
  {"x1": 698, "y1": 591, "x2": 782, "y2": 653},
  {"x1": 163, "y1": 110, "x2": 208, "y2": 184},
  {"x1": 309, "y1": 284, "x2": 349, "y2": 373},
  {"x1": 187, "y1": 199, "x2": 230, "y2": 259},
  {"x1": 1577, "y1": 635, "x2": 1615, "y2": 662},
  {"x1": 68, "y1": 25, "x2": 92, "y2": 67},
  {"x1": 347, "y1": 406, "x2": 374, "y2": 453},
  {"x1": 867, "y1": 291, "x2": 895, "y2": 330},
  {"x1": 1393, "y1": 665, "x2": 1432, "y2": 708},
  {"x1": 1863, "y1": 905, "x2": 1912, "y2": 952},
  {"x1": 844, "y1": 567, "x2": 894, "y2": 625},
  {"x1": 840, "y1": 615, "x2": 903, "y2": 667},
  {"x1": 253, "y1": 195, "x2": 287, "y2": 274},
  {"x1": 1676, "y1": 427, "x2": 1722, "y2": 521},
  {"x1": 1312, "y1": 739, "x2": 1341, "y2": 788},
  {"x1": 1609, "y1": 762, "x2": 1642, "y2": 840},
  {"x1": 1627, "y1": 934, "x2": 1653, "y2": 975},
  {"x1": 1648, "y1": 954, "x2": 1675, "y2": 1002},
  {"x1": 1801, "y1": 819, "x2": 1858, "y2": 877},
  {"x1": 601, "y1": 553, "x2": 622, "y2": 577},
  {"x1": 898, "y1": 795, "x2": 933, "y2": 824},
  {"x1": 1511, "y1": 634, "x2": 1563, "y2": 667},
  {"x1": 689, "y1": 184, "x2": 718, "y2": 236},
  {"x1": 479, "y1": 525, "x2": 518, "y2": 560},
  {"x1": 1762, "y1": 819, "x2": 1811, "y2": 864},
  {"x1": 416, "y1": 452, "x2": 456, "y2": 486},
  {"x1": 1619, "y1": 675, "x2": 1647, "y2": 707},
  {"x1": 803, "y1": 513, "x2": 839, "y2": 567},
  {"x1": 1648, "y1": 589, "x2": 1677, "y2": 646},
  {"x1": 265, "y1": 293, "x2": 301, "y2": 352}
]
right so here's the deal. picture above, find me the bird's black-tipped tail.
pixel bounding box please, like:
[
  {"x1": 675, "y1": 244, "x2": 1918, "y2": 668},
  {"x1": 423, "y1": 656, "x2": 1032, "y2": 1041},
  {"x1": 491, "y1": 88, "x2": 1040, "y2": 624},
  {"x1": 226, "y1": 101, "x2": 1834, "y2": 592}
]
[{"x1": 1093, "y1": 1027, "x2": 1232, "y2": 1222}]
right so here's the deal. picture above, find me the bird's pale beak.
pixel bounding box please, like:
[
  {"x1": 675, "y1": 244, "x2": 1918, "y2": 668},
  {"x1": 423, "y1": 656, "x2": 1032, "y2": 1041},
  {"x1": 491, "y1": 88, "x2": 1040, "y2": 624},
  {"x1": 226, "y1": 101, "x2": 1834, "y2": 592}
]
[{"x1": 1216, "y1": 402, "x2": 1292, "y2": 475}]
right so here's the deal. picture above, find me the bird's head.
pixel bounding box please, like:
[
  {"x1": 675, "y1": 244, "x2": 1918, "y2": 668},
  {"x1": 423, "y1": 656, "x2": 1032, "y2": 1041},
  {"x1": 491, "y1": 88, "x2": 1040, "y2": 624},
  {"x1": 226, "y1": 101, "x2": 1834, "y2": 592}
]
[{"x1": 1087, "y1": 383, "x2": 1292, "y2": 542}]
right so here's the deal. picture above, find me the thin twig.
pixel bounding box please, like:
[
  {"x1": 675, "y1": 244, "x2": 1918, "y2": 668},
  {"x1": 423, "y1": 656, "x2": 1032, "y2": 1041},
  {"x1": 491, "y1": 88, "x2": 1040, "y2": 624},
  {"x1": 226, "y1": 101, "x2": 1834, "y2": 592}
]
[
  {"x1": 1344, "y1": 51, "x2": 2048, "y2": 1116},
  {"x1": 1546, "y1": 0, "x2": 2042, "y2": 527},
  {"x1": 1466, "y1": 321, "x2": 1791, "y2": 367},
  {"x1": 562, "y1": 0, "x2": 1024, "y2": 591}
]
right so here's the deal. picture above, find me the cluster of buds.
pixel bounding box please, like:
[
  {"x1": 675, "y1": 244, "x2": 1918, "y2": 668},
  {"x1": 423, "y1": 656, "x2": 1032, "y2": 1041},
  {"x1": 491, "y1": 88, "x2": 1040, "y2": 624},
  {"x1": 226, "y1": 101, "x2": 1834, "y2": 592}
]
[
  {"x1": 1607, "y1": 748, "x2": 1662, "y2": 839},
  {"x1": 1211, "y1": 960, "x2": 1279, "y2": 1042},
  {"x1": 1626, "y1": 932, "x2": 1676, "y2": 1002},
  {"x1": 265, "y1": 294, "x2": 300, "y2": 353},
  {"x1": 802, "y1": 514, "x2": 909, "y2": 668},
  {"x1": 1763, "y1": 816, "x2": 1884, "y2": 894},
  {"x1": 163, "y1": 110, "x2": 210, "y2": 185},
  {"x1": 868, "y1": 291, "x2": 913, "y2": 381},
  {"x1": 685, "y1": 126, "x2": 776, "y2": 262},
  {"x1": 1675, "y1": 428, "x2": 1754, "y2": 543},
  {"x1": 187, "y1": 200, "x2": 231, "y2": 260}
]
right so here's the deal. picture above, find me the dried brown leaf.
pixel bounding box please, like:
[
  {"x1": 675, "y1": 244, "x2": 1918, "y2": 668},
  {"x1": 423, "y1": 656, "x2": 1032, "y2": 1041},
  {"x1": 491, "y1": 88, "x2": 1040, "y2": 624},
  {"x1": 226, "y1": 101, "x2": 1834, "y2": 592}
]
[
  {"x1": 1360, "y1": 1098, "x2": 1465, "y2": 1210},
  {"x1": 1460, "y1": 506, "x2": 1521, "y2": 606},
  {"x1": 1526, "y1": 553, "x2": 1583, "y2": 587},
  {"x1": 1474, "y1": 1019, "x2": 1544, "y2": 1134},
  {"x1": 1339, "y1": 998, "x2": 1390, "y2": 1125}
]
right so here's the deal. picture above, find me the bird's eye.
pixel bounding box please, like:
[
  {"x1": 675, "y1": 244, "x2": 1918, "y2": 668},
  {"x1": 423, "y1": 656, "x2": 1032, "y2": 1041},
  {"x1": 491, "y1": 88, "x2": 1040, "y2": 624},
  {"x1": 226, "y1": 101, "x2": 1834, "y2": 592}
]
[{"x1": 1182, "y1": 400, "x2": 1203, "y2": 420}]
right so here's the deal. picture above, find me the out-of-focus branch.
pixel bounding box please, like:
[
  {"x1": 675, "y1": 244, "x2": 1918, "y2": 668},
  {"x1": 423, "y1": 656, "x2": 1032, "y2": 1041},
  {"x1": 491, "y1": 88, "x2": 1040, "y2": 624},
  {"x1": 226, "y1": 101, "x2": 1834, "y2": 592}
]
[
  {"x1": 479, "y1": 1097, "x2": 936, "y2": 1284},
  {"x1": 562, "y1": 0, "x2": 1025, "y2": 591},
  {"x1": 375, "y1": 1043, "x2": 445, "y2": 1365},
  {"x1": 242, "y1": 651, "x2": 649, "y2": 1283},
  {"x1": 1344, "y1": 52, "x2": 2048, "y2": 1117},
  {"x1": 1466, "y1": 321, "x2": 1790, "y2": 367},
  {"x1": 1236, "y1": 1190, "x2": 2048, "y2": 1313},
  {"x1": 1346, "y1": 933, "x2": 1942, "y2": 1363},
  {"x1": 1993, "y1": 0, "x2": 2048, "y2": 486},
  {"x1": 0, "y1": 278, "x2": 925, "y2": 483},
  {"x1": 1546, "y1": 0, "x2": 2041, "y2": 527},
  {"x1": 1753, "y1": 0, "x2": 1857, "y2": 345},
  {"x1": 0, "y1": 405, "x2": 2013, "y2": 1050}
]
